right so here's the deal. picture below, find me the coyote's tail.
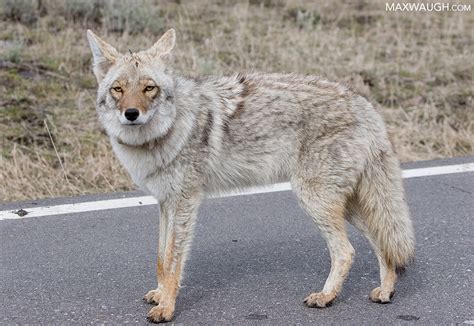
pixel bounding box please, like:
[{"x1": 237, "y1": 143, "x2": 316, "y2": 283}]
[{"x1": 356, "y1": 149, "x2": 415, "y2": 270}]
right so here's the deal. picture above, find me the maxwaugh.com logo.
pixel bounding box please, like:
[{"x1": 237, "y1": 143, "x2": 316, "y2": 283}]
[{"x1": 386, "y1": 2, "x2": 471, "y2": 12}]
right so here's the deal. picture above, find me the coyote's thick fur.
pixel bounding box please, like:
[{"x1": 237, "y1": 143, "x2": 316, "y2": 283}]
[{"x1": 87, "y1": 29, "x2": 415, "y2": 323}]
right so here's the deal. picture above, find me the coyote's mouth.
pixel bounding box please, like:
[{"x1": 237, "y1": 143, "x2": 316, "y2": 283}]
[{"x1": 121, "y1": 120, "x2": 146, "y2": 126}]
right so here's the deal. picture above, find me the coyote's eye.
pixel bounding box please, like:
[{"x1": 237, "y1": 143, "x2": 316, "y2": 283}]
[
  {"x1": 112, "y1": 87, "x2": 123, "y2": 93},
  {"x1": 144, "y1": 86, "x2": 156, "y2": 92}
]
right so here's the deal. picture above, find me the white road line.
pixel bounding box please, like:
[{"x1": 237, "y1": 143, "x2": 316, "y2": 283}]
[
  {"x1": 401, "y1": 163, "x2": 474, "y2": 178},
  {"x1": 1, "y1": 162, "x2": 473, "y2": 221}
]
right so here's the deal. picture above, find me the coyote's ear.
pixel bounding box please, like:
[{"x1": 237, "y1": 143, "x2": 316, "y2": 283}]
[
  {"x1": 86, "y1": 30, "x2": 120, "y2": 81},
  {"x1": 146, "y1": 28, "x2": 176, "y2": 59}
]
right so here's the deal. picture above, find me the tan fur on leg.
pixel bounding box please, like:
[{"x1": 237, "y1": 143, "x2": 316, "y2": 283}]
[
  {"x1": 294, "y1": 179, "x2": 355, "y2": 309},
  {"x1": 346, "y1": 197, "x2": 401, "y2": 304},
  {"x1": 146, "y1": 194, "x2": 201, "y2": 323}
]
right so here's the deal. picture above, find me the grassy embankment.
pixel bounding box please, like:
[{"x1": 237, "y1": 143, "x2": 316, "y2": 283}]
[{"x1": 0, "y1": 0, "x2": 472, "y2": 201}]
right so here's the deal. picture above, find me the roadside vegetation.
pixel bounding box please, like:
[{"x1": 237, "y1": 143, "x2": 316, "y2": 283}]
[{"x1": 1, "y1": 0, "x2": 472, "y2": 201}]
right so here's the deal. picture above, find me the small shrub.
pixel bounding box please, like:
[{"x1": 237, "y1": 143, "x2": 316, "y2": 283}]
[
  {"x1": 102, "y1": 0, "x2": 163, "y2": 35},
  {"x1": 0, "y1": 0, "x2": 38, "y2": 25}
]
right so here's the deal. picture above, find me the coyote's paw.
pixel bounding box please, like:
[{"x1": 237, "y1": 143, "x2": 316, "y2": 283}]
[
  {"x1": 147, "y1": 304, "x2": 174, "y2": 323},
  {"x1": 144, "y1": 289, "x2": 161, "y2": 305},
  {"x1": 369, "y1": 287, "x2": 394, "y2": 304},
  {"x1": 304, "y1": 291, "x2": 337, "y2": 308}
]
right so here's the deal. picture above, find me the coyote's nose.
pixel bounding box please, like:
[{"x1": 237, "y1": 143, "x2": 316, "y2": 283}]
[{"x1": 124, "y1": 108, "x2": 140, "y2": 121}]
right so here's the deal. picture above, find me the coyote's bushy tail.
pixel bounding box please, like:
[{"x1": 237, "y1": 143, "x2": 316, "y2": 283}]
[{"x1": 356, "y1": 149, "x2": 415, "y2": 270}]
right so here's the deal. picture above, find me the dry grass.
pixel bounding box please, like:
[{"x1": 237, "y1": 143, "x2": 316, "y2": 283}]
[{"x1": 0, "y1": 0, "x2": 473, "y2": 202}]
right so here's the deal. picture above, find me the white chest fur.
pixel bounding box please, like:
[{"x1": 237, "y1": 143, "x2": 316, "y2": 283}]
[{"x1": 111, "y1": 140, "x2": 182, "y2": 200}]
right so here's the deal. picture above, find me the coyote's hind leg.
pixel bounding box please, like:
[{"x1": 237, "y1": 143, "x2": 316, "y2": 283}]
[
  {"x1": 346, "y1": 149, "x2": 414, "y2": 304},
  {"x1": 346, "y1": 198, "x2": 396, "y2": 303},
  {"x1": 292, "y1": 175, "x2": 355, "y2": 308}
]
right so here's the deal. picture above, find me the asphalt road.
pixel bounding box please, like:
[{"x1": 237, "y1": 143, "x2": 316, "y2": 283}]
[{"x1": 1, "y1": 157, "x2": 473, "y2": 325}]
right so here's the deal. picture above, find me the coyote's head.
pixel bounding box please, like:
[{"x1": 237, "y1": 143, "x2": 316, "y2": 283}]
[{"x1": 86, "y1": 29, "x2": 177, "y2": 145}]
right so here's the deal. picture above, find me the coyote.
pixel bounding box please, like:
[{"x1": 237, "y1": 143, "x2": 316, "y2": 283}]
[{"x1": 87, "y1": 28, "x2": 415, "y2": 323}]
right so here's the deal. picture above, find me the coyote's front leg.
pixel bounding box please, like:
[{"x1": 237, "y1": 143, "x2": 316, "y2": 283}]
[{"x1": 145, "y1": 192, "x2": 202, "y2": 323}]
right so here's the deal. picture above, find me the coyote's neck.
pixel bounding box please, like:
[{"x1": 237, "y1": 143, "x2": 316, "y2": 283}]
[{"x1": 116, "y1": 136, "x2": 163, "y2": 150}]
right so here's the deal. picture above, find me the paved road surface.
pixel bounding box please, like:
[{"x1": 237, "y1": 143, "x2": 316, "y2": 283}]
[{"x1": 1, "y1": 157, "x2": 473, "y2": 324}]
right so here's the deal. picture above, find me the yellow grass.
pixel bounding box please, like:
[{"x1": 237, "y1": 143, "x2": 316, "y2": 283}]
[{"x1": 0, "y1": 0, "x2": 473, "y2": 202}]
